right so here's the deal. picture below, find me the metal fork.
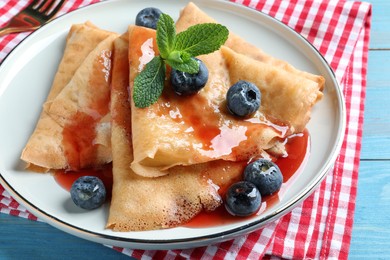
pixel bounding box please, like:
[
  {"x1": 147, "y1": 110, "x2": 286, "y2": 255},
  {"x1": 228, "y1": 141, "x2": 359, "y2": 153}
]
[{"x1": 0, "y1": 0, "x2": 65, "y2": 37}]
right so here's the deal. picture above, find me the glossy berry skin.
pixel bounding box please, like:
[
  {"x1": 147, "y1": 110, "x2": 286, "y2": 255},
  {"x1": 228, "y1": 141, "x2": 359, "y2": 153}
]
[
  {"x1": 244, "y1": 158, "x2": 283, "y2": 196},
  {"x1": 135, "y1": 7, "x2": 162, "y2": 30},
  {"x1": 226, "y1": 80, "x2": 261, "y2": 117},
  {"x1": 170, "y1": 58, "x2": 209, "y2": 96},
  {"x1": 225, "y1": 181, "x2": 262, "y2": 217},
  {"x1": 70, "y1": 176, "x2": 106, "y2": 210}
]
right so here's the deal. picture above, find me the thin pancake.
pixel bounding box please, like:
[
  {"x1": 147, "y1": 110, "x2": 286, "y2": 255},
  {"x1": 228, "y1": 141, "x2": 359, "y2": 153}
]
[
  {"x1": 176, "y1": 2, "x2": 325, "y2": 89},
  {"x1": 107, "y1": 35, "x2": 225, "y2": 231},
  {"x1": 21, "y1": 23, "x2": 117, "y2": 171},
  {"x1": 221, "y1": 46, "x2": 322, "y2": 132}
]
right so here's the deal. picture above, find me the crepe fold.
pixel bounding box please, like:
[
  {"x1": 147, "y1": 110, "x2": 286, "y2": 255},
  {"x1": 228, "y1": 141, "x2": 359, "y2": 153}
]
[
  {"x1": 21, "y1": 22, "x2": 118, "y2": 171},
  {"x1": 129, "y1": 13, "x2": 323, "y2": 177}
]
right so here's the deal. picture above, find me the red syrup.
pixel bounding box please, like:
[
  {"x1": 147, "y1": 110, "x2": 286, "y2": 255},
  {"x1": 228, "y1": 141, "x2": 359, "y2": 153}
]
[
  {"x1": 54, "y1": 163, "x2": 113, "y2": 197},
  {"x1": 185, "y1": 129, "x2": 310, "y2": 228},
  {"x1": 60, "y1": 48, "x2": 111, "y2": 170},
  {"x1": 53, "y1": 49, "x2": 112, "y2": 194}
]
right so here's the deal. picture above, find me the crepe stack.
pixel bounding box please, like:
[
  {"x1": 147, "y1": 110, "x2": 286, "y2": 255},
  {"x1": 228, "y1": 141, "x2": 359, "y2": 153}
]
[
  {"x1": 21, "y1": 22, "x2": 118, "y2": 171},
  {"x1": 21, "y1": 3, "x2": 324, "y2": 231}
]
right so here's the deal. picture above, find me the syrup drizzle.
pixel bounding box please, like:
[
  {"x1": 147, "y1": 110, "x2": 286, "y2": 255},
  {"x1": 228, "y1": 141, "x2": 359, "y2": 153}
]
[
  {"x1": 154, "y1": 85, "x2": 290, "y2": 161},
  {"x1": 62, "y1": 112, "x2": 98, "y2": 170},
  {"x1": 129, "y1": 30, "x2": 290, "y2": 163},
  {"x1": 61, "y1": 50, "x2": 112, "y2": 170}
]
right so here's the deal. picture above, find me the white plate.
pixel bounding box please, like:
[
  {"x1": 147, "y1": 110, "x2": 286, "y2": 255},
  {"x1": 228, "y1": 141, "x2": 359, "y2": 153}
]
[{"x1": 0, "y1": 0, "x2": 345, "y2": 250}]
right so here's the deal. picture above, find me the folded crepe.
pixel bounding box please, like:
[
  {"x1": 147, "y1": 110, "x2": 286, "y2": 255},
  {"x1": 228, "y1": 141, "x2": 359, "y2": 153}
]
[
  {"x1": 176, "y1": 2, "x2": 325, "y2": 89},
  {"x1": 21, "y1": 22, "x2": 118, "y2": 171},
  {"x1": 129, "y1": 22, "x2": 323, "y2": 177},
  {"x1": 220, "y1": 46, "x2": 322, "y2": 132},
  {"x1": 107, "y1": 34, "x2": 239, "y2": 231}
]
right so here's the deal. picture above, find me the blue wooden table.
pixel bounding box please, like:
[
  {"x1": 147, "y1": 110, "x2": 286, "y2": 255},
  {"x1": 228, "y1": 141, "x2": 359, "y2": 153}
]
[
  {"x1": 1, "y1": 0, "x2": 388, "y2": 259},
  {"x1": 348, "y1": 0, "x2": 390, "y2": 258}
]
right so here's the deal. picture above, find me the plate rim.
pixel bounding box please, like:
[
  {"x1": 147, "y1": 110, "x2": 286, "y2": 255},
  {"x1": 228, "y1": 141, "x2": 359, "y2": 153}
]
[{"x1": 0, "y1": 0, "x2": 346, "y2": 249}]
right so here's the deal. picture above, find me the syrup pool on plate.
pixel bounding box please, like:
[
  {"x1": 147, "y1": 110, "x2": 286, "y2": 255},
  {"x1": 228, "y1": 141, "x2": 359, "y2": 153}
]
[
  {"x1": 185, "y1": 129, "x2": 310, "y2": 228},
  {"x1": 53, "y1": 128, "x2": 309, "y2": 229},
  {"x1": 54, "y1": 164, "x2": 113, "y2": 197}
]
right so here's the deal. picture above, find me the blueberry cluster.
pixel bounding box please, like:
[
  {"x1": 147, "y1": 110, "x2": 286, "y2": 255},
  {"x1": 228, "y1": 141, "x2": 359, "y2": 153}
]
[{"x1": 225, "y1": 159, "x2": 283, "y2": 217}]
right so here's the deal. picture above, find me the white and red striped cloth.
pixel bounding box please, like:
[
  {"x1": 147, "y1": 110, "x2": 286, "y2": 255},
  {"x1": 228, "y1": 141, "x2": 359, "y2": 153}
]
[{"x1": 0, "y1": 0, "x2": 371, "y2": 259}]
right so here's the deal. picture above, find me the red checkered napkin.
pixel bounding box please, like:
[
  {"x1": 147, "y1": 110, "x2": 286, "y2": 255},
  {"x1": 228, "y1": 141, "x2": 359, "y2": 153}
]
[{"x1": 0, "y1": 0, "x2": 371, "y2": 259}]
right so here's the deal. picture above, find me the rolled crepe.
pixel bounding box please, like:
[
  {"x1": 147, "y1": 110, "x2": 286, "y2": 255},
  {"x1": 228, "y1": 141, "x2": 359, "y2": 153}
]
[
  {"x1": 107, "y1": 35, "x2": 228, "y2": 231},
  {"x1": 21, "y1": 22, "x2": 118, "y2": 171},
  {"x1": 128, "y1": 25, "x2": 322, "y2": 177}
]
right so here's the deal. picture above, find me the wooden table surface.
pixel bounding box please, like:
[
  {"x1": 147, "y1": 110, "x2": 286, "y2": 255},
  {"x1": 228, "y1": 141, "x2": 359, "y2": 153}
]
[{"x1": 0, "y1": 0, "x2": 388, "y2": 259}]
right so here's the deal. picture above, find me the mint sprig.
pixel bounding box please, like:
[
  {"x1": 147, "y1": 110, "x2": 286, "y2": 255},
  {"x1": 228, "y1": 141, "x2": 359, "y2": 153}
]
[{"x1": 133, "y1": 13, "x2": 229, "y2": 108}]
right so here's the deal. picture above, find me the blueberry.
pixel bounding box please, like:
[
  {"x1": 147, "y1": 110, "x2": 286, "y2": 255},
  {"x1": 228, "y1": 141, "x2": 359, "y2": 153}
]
[
  {"x1": 70, "y1": 176, "x2": 106, "y2": 210},
  {"x1": 170, "y1": 58, "x2": 209, "y2": 96},
  {"x1": 135, "y1": 7, "x2": 162, "y2": 29},
  {"x1": 226, "y1": 80, "x2": 261, "y2": 117},
  {"x1": 225, "y1": 181, "x2": 262, "y2": 217},
  {"x1": 244, "y1": 159, "x2": 283, "y2": 196}
]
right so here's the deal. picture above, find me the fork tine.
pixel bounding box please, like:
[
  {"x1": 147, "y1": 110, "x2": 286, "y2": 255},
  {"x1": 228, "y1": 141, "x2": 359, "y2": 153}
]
[
  {"x1": 34, "y1": 0, "x2": 47, "y2": 11},
  {"x1": 26, "y1": 0, "x2": 41, "y2": 9},
  {"x1": 34, "y1": 0, "x2": 56, "y2": 13},
  {"x1": 47, "y1": 0, "x2": 65, "y2": 17},
  {"x1": 40, "y1": 0, "x2": 57, "y2": 14},
  {"x1": 29, "y1": 0, "x2": 65, "y2": 18}
]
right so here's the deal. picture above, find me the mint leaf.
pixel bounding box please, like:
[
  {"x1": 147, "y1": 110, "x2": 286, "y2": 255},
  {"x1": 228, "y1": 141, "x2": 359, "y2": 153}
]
[
  {"x1": 166, "y1": 56, "x2": 199, "y2": 74},
  {"x1": 156, "y1": 13, "x2": 176, "y2": 59},
  {"x1": 173, "y1": 23, "x2": 229, "y2": 57},
  {"x1": 133, "y1": 14, "x2": 229, "y2": 108},
  {"x1": 133, "y1": 56, "x2": 166, "y2": 108}
]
